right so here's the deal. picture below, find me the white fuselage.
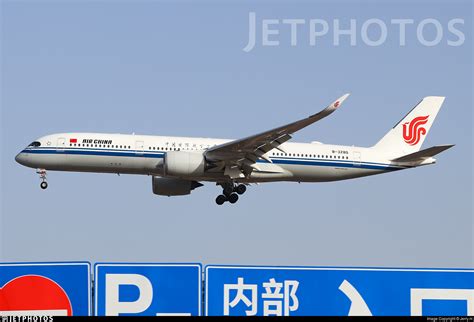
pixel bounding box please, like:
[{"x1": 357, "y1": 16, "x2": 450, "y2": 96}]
[{"x1": 15, "y1": 133, "x2": 410, "y2": 183}]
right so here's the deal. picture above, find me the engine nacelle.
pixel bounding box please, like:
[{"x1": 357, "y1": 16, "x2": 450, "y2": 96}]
[
  {"x1": 152, "y1": 177, "x2": 203, "y2": 196},
  {"x1": 164, "y1": 151, "x2": 206, "y2": 177}
]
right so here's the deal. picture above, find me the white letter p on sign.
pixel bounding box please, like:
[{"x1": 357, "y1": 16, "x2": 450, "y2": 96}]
[{"x1": 105, "y1": 274, "x2": 153, "y2": 316}]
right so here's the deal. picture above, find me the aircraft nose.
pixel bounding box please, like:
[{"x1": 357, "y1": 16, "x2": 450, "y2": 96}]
[{"x1": 15, "y1": 152, "x2": 27, "y2": 165}]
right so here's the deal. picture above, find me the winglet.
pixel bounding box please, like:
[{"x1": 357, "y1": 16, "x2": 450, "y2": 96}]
[
  {"x1": 305, "y1": 93, "x2": 350, "y2": 120},
  {"x1": 331, "y1": 93, "x2": 350, "y2": 109},
  {"x1": 309, "y1": 93, "x2": 350, "y2": 119}
]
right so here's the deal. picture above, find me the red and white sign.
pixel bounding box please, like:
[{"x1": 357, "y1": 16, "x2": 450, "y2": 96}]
[{"x1": 0, "y1": 275, "x2": 72, "y2": 316}]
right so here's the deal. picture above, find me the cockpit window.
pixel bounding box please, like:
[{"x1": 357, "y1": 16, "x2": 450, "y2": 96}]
[{"x1": 28, "y1": 141, "x2": 41, "y2": 147}]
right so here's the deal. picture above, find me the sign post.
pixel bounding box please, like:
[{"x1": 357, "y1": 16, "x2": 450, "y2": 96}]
[
  {"x1": 206, "y1": 265, "x2": 474, "y2": 316},
  {"x1": 95, "y1": 263, "x2": 202, "y2": 316},
  {"x1": 0, "y1": 262, "x2": 91, "y2": 316}
]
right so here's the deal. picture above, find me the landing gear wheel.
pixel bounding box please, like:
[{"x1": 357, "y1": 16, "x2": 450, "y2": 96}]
[
  {"x1": 37, "y1": 169, "x2": 48, "y2": 190},
  {"x1": 235, "y1": 184, "x2": 246, "y2": 195},
  {"x1": 216, "y1": 195, "x2": 227, "y2": 205},
  {"x1": 228, "y1": 193, "x2": 239, "y2": 204},
  {"x1": 223, "y1": 186, "x2": 233, "y2": 196}
]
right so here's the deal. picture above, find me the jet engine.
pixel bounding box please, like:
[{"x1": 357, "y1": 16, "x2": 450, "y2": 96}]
[
  {"x1": 152, "y1": 177, "x2": 203, "y2": 196},
  {"x1": 164, "y1": 151, "x2": 206, "y2": 177}
]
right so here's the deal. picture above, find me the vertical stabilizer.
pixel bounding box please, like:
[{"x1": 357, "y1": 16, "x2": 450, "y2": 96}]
[{"x1": 373, "y1": 96, "x2": 445, "y2": 158}]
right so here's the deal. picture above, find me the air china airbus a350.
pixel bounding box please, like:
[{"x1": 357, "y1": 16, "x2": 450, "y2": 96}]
[{"x1": 16, "y1": 94, "x2": 453, "y2": 205}]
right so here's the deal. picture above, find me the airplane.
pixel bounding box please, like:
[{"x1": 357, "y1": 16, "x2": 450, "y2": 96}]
[{"x1": 15, "y1": 94, "x2": 454, "y2": 205}]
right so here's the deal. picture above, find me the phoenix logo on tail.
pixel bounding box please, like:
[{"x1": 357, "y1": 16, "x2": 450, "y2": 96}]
[{"x1": 403, "y1": 115, "x2": 429, "y2": 145}]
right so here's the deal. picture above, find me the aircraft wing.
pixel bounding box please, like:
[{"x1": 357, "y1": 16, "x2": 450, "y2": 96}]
[{"x1": 204, "y1": 93, "x2": 350, "y2": 177}]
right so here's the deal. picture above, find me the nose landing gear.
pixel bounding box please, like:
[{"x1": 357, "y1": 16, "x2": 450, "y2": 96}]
[
  {"x1": 215, "y1": 182, "x2": 247, "y2": 205},
  {"x1": 36, "y1": 169, "x2": 48, "y2": 190}
]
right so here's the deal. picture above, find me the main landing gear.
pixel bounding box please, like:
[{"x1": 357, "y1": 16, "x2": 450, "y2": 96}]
[
  {"x1": 37, "y1": 169, "x2": 48, "y2": 190},
  {"x1": 215, "y1": 182, "x2": 247, "y2": 205}
]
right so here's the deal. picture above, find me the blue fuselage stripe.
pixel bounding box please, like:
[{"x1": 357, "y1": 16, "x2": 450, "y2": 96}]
[
  {"x1": 21, "y1": 148, "x2": 404, "y2": 171},
  {"x1": 268, "y1": 159, "x2": 401, "y2": 171},
  {"x1": 22, "y1": 148, "x2": 164, "y2": 158}
]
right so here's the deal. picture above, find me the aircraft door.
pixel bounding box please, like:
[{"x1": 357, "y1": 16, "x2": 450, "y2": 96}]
[
  {"x1": 135, "y1": 140, "x2": 144, "y2": 155},
  {"x1": 353, "y1": 151, "x2": 361, "y2": 166},
  {"x1": 57, "y1": 137, "x2": 66, "y2": 152}
]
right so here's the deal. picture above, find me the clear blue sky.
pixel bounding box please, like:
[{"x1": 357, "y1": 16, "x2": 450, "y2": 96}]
[{"x1": 1, "y1": 0, "x2": 472, "y2": 268}]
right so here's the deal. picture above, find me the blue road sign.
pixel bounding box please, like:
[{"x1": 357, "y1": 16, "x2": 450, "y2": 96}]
[
  {"x1": 94, "y1": 263, "x2": 202, "y2": 316},
  {"x1": 206, "y1": 265, "x2": 474, "y2": 316},
  {"x1": 0, "y1": 262, "x2": 91, "y2": 316}
]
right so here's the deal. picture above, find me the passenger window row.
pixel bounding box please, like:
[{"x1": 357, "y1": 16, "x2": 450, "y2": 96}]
[
  {"x1": 70, "y1": 144, "x2": 131, "y2": 149},
  {"x1": 271, "y1": 152, "x2": 349, "y2": 160},
  {"x1": 68, "y1": 142, "x2": 350, "y2": 160},
  {"x1": 148, "y1": 147, "x2": 181, "y2": 151}
]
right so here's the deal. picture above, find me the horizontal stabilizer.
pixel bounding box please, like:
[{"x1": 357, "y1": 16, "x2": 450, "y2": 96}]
[{"x1": 391, "y1": 144, "x2": 454, "y2": 163}]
